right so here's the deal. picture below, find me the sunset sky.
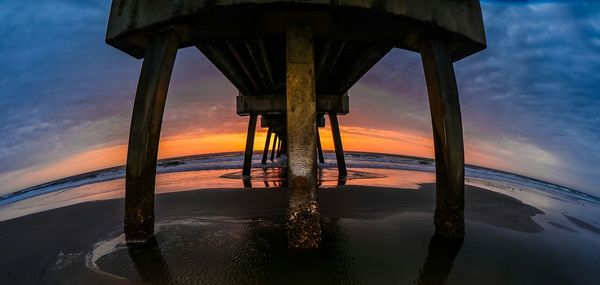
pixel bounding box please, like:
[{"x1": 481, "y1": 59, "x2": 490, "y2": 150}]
[{"x1": 0, "y1": 0, "x2": 599, "y2": 196}]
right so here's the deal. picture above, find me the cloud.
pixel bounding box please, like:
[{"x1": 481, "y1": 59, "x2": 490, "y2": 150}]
[
  {"x1": 0, "y1": 0, "x2": 598, "y2": 195},
  {"x1": 349, "y1": 2, "x2": 600, "y2": 192}
]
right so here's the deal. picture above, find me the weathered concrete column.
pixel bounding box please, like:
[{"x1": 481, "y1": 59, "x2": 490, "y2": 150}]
[
  {"x1": 261, "y1": 127, "x2": 273, "y2": 164},
  {"x1": 242, "y1": 114, "x2": 258, "y2": 176},
  {"x1": 286, "y1": 24, "x2": 321, "y2": 248},
  {"x1": 329, "y1": 112, "x2": 347, "y2": 177},
  {"x1": 270, "y1": 135, "x2": 278, "y2": 161},
  {"x1": 420, "y1": 37, "x2": 465, "y2": 240},
  {"x1": 316, "y1": 128, "x2": 325, "y2": 164},
  {"x1": 125, "y1": 32, "x2": 179, "y2": 243}
]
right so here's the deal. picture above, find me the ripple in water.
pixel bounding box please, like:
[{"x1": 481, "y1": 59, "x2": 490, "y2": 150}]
[{"x1": 93, "y1": 217, "x2": 364, "y2": 284}]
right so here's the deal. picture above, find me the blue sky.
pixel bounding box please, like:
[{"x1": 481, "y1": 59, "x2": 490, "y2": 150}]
[{"x1": 0, "y1": 0, "x2": 599, "y2": 195}]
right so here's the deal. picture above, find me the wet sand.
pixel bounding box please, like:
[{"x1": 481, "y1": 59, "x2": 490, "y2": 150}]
[{"x1": 1, "y1": 183, "x2": 599, "y2": 284}]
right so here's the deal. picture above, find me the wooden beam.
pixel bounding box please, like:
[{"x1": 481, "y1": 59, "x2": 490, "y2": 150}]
[
  {"x1": 286, "y1": 24, "x2": 320, "y2": 248},
  {"x1": 329, "y1": 112, "x2": 347, "y2": 178},
  {"x1": 242, "y1": 114, "x2": 258, "y2": 177},
  {"x1": 125, "y1": 32, "x2": 179, "y2": 243},
  {"x1": 261, "y1": 127, "x2": 273, "y2": 164},
  {"x1": 420, "y1": 37, "x2": 465, "y2": 240}
]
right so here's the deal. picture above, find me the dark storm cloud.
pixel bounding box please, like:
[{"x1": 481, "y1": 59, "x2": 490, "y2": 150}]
[
  {"x1": 353, "y1": 2, "x2": 600, "y2": 191},
  {"x1": 458, "y1": 2, "x2": 600, "y2": 191}
]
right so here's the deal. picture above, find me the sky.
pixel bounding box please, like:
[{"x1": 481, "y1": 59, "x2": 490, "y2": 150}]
[{"x1": 0, "y1": 0, "x2": 599, "y2": 196}]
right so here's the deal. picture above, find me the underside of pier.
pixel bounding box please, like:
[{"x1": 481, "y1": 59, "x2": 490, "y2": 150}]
[{"x1": 106, "y1": 0, "x2": 486, "y2": 248}]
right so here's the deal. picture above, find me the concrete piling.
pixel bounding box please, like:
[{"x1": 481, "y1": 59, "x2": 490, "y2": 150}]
[
  {"x1": 124, "y1": 32, "x2": 179, "y2": 243},
  {"x1": 285, "y1": 24, "x2": 321, "y2": 248},
  {"x1": 261, "y1": 127, "x2": 273, "y2": 164},
  {"x1": 107, "y1": 0, "x2": 486, "y2": 249},
  {"x1": 420, "y1": 37, "x2": 466, "y2": 240},
  {"x1": 329, "y1": 112, "x2": 347, "y2": 178},
  {"x1": 242, "y1": 114, "x2": 258, "y2": 177}
]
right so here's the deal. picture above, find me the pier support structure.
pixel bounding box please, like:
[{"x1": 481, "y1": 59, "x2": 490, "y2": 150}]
[
  {"x1": 124, "y1": 32, "x2": 179, "y2": 243},
  {"x1": 270, "y1": 135, "x2": 278, "y2": 162},
  {"x1": 285, "y1": 24, "x2": 321, "y2": 248},
  {"x1": 420, "y1": 38, "x2": 465, "y2": 239},
  {"x1": 329, "y1": 112, "x2": 348, "y2": 178},
  {"x1": 261, "y1": 128, "x2": 273, "y2": 164},
  {"x1": 242, "y1": 114, "x2": 258, "y2": 177},
  {"x1": 107, "y1": 0, "x2": 486, "y2": 248},
  {"x1": 316, "y1": 127, "x2": 325, "y2": 164}
]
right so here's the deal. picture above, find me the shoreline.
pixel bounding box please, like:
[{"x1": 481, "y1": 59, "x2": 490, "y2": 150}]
[{"x1": 2, "y1": 151, "x2": 594, "y2": 203}]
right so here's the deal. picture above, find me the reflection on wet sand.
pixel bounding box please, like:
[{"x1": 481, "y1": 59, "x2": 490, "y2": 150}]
[
  {"x1": 128, "y1": 236, "x2": 174, "y2": 285},
  {"x1": 1, "y1": 166, "x2": 600, "y2": 284},
  {"x1": 123, "y1": 224, "x2": 464, "y2": 285},
  {"x1": 416, "y1": 234, "x2": 463, "y2": 285},
  {"x1": 90, "y1": 183, "x2": 551, "y2": 284},
  {"x1": 224, "y1": 167, "x2": 379, "y2": 189}
]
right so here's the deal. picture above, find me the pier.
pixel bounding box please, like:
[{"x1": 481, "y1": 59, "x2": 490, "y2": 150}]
[{"x1": 106, "y1": 0, "x2": 486, "y2": 248}]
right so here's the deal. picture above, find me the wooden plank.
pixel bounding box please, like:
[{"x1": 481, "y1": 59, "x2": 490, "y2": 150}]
[
  {"x1": 286, "y1": 24, "x2": 320, "y2": 248},
  {"x1": 420, "y1": 37, "x2": 465, "y2": 240},
  {"x1": 125, "y1": 32, "x2": 179, "y2": 243},
  {"x1": 242, "y1": 114, "x2": 258, "y2": 176}
]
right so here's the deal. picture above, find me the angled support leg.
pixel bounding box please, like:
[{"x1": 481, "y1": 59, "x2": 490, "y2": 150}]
[
  {"x1": 125, "y1": 32, "x2": 179, "y2": 243},
  {"x1": 420, "y1": 37, "x2": 465, "y2": 240},
  {"x1": 243, "y1": 114, "x2": 258, "y2": 177},
  {"x1": 271, "y1": 135, "x2": 278, "y2": 162},
  {"x1": 329, "y1": 112, "x2": 347, "y2": 178},
  {"x1": 316, "y1": 128, "x2": 325, "y2": 164},
  {"x1": 276, "y1": 136, "x2": 282, "y2": 158},
  {"x1": 286, "y1": 23, "x2": 320, "y2": 248},
  {"x1": 261, "y1": 127, "x2": 273, "y2": 164}
]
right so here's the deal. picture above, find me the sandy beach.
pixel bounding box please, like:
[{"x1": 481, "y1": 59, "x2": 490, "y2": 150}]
[{"x1": 1, "y1": 180, "x2": 599, "y2": 284}]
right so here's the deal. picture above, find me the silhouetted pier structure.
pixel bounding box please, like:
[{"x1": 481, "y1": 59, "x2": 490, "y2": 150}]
[{"x1": 106, "y1": 0, "x2": 486, "y2": 248}]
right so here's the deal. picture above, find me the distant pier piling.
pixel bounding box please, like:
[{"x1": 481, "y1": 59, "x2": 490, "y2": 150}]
[{"x1": 106, "y1": 0, "x2": 486, "y2": 247}]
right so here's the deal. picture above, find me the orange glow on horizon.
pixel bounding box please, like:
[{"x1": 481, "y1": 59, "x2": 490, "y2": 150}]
[{"x1": 0, "y1": 126, "x2": 503, "y2": 194}]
